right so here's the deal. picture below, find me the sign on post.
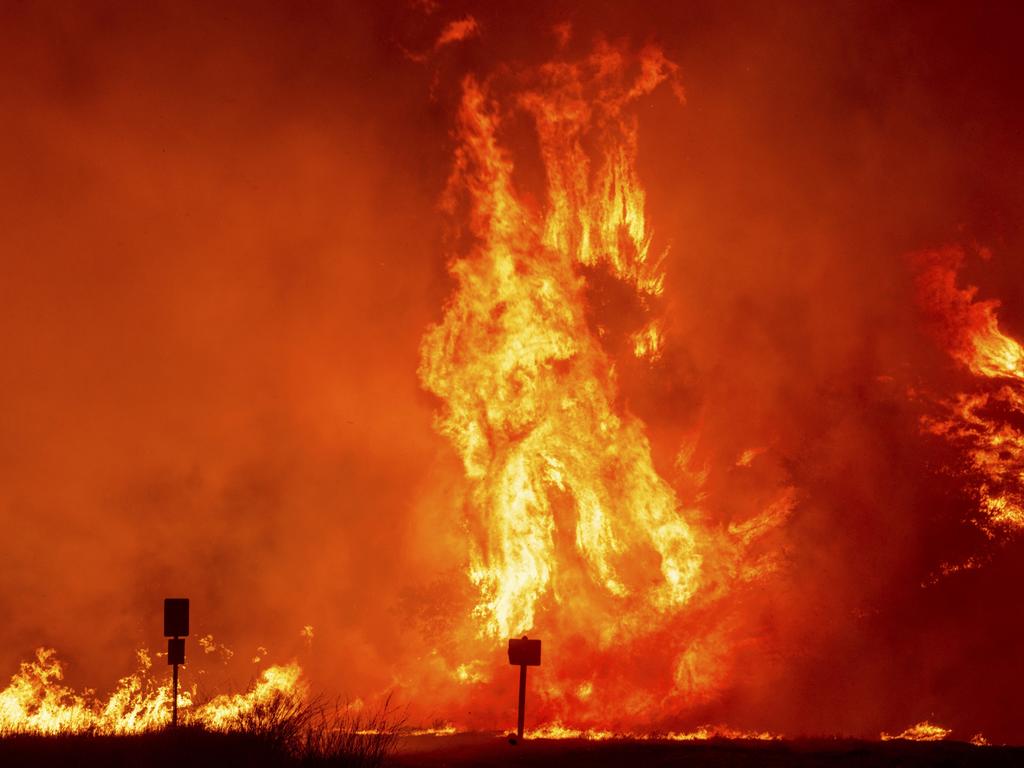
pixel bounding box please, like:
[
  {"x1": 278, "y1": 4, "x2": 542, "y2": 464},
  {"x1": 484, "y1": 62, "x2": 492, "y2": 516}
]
[
  {"x1": 508, "y1": 637, "x2": 541, "y2": 667},
  {"x1": 164, "y1": 598, "x2": 189, "y2": 637},
  {"x1": 167, "y1": 638, "x2": 185, "y2": 665},
  {"x1": 507, "y1": 636, "x2": 541, "y2": 743},
  {"x1": 163, "y1": 598, "x2": 189, "y2": 728}
]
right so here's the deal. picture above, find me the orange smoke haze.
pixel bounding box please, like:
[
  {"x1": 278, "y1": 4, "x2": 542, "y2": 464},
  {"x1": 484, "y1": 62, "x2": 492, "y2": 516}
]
[{"x1": 2, "y1": 0, "x2": 1024, "y2": 743}]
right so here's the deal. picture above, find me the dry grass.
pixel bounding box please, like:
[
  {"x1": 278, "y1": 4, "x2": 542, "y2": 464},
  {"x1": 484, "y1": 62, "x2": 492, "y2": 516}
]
[
  {"x1": 196, "y1": 690, "x2": 405, "y2": 767},
  {"x1": 295, "y1": 695, "x2": 404, "y2": 767}
]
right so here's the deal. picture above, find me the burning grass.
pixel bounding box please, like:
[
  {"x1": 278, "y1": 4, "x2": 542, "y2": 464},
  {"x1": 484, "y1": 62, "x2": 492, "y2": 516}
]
[{"x1": 0, "y1": 686, "x2": 405, "y2": 768}]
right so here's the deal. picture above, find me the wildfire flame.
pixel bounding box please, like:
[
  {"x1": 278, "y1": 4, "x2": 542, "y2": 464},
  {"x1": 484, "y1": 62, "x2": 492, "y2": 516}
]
[
  {"x1": 915, "y1": 247, "x2": 1024, "y2": 533},
  {"x1": 0, "y1": 647, "x2": 303, "y2": 735},
  {"x1": 418, "y1": 41, "x2": 791, "y2": 723},
  {"x1": 419, "y1": 44, "x2": 701, "y2": 642},
  {"x1": 881, "y1": 721, "x2": 951, "y2": 742},
  {"x1": 526, "y1": 722, "x2": 780, "y2": 741}
]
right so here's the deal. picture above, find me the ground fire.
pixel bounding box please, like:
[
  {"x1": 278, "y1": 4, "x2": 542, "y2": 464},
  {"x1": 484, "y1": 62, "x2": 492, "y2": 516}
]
[{"x1": 0, "y1": 646, "x2": 303, "y2": 734}]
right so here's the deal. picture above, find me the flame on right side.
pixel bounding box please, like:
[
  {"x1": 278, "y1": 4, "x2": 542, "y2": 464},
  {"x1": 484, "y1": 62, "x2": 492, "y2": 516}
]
[{"x1": 914, "y1": 246, "x2": 1024, "y2": 533}]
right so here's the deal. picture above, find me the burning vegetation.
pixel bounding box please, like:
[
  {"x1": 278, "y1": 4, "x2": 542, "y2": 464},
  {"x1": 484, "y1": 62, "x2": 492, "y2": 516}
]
[
  {"x1": 416, "y1": 41, "x2": 794, "y2": 724},
  {"x1": 0, "y1": 646, "x2": 405, "y2": 767},
  {"x1": 915, "y1": 246, "x2": 1024, "y2": 534},
  {"x1": 0, "y1": 647, "x2": 303, "y2": 735}
]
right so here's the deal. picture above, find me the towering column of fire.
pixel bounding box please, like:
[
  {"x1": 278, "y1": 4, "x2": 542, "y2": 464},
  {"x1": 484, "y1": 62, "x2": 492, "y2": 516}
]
[{"x1": 418, "y1": 45, "x2": 703, "y2": 641}]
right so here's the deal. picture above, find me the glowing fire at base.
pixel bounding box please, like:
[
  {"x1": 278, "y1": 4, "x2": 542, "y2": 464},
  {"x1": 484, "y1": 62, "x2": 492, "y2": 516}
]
[
  {"x1": 526, "y1": 722, "x2": 780, "y2": 741},
  {"x1": 0, "y1": 647, "x2": 303, "y2": 735},
  {"x1": 881, "y1": 721, "x2": 952, "y2": 742}
]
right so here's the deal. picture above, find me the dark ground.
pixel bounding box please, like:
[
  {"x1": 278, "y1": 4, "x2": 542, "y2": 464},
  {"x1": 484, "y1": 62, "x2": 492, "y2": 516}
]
[
  {"x1": 2, "y1": 732, "x2": 1023, "y2": 767},
  {"x1": 0, "y1": 730, "x2": 287, "y2": 768},
  {"x1": 394, "y1": 733, "x2": 1024, "y2": 768}
]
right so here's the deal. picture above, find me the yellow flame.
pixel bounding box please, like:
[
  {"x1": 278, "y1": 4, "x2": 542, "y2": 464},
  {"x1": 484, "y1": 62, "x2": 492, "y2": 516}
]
[
  {"x1": 526, "y1": 722, "x2": 616, "y2": 740},
  {"x1": 916, "y1": 249, "x2": 1024, "y2": 534},
  {"x1": 453, "y1": 662, "x2": 488, "y2": 685},
  {"x1": 0, "y1": 647, "x2": 303, "y2": 735},
  {"x1": 881, "y1": 721, "x2": 951, "y2": 742},
  {"x1": 735, "y1": 447, "x2": 765, "y2": 467},
  {"x1": 922, "y1": 388, "x2": 1024, "y2": 534},
  {"x1": 419, "y1": 45, "x2": 701, "y2": 641},
  {"x1": 525, "y1": 722, "x2": 780, "y2": 741},
  {"x1": 403, "y1": 724, "x2": 460, "y2": 736},
  {"x1": 631, "y1": 322, "x2": 665, "y2": 361},
  {"x1": 195, "y1": 663, "x2": 304, "y2": 732},
  {"x1": 961, "y1": 313, "x2": 1024, "y2": 381}
]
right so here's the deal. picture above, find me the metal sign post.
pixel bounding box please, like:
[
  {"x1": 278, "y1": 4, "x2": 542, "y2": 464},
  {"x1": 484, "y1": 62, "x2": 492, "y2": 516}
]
[
  {"x1": 507, "y1": 636, "x2": 541, "y2": 743},
  {"x1": 163, "y1": 598, "x2": 189, "y2": 728}
]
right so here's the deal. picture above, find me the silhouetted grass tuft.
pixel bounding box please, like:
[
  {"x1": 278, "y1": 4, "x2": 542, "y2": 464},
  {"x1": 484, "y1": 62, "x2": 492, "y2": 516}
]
[{"x1": 215, "y1": 690, "x2": 405, "y2": 767}]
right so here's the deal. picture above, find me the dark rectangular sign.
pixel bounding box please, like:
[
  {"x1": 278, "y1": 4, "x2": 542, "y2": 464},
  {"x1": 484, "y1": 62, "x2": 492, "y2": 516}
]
[
  {"x1": 164, "y1": 598, "x2": 189, "y2": 637},
  {"x1": 508, "y1": 637, "x2": 541, "y2": 666},
  {"x1": 167, "y1": 637, "x2": 185, "y2": 665}
]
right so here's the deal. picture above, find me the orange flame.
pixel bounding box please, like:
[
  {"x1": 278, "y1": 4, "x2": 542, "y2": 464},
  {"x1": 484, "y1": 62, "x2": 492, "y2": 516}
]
[
  {"x1": 418, "y1": 42, "x2": 791, "y2": 724},
  {"x1": 915, "y1": 247, "x2": 1024, "y2": 533},
  {"x1": 881, "y1": 721, "x2": 951, "y2": 742},
  {"x1": 0, "y1": 647, "x2": 303, "y2": 735},
  {"x1": 915, "y1": 247, "x2": 1024, "y2": 381},
  {"x1": 526, "y1": 722, "x2": 780, "y2": 741},
  {"x1": 419, "y1": 45, "x2": 700, "y2": 642}
]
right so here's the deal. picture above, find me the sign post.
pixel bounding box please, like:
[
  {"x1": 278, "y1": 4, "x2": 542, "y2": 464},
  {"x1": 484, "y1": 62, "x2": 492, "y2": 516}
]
[
  {"x1": 163, "y1": 598, "x2": 189, "y2": 728},
  {"x1": 507, "y1": 635, "x2": 541, "y2": 743}
]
